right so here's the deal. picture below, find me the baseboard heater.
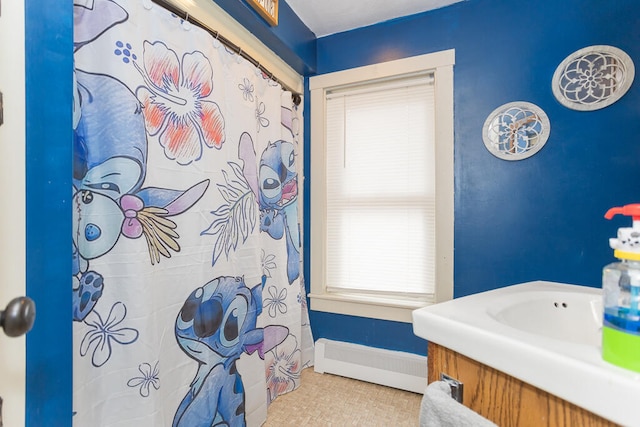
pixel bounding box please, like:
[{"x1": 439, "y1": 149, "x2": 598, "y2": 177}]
[{"x1": 313, "y1": 338, "x2": 427, "y2": 394}]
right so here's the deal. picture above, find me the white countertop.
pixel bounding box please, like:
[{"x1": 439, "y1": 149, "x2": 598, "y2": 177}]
[{"x1": 412, "y1": 281, "x2": 640, "y2": 427}]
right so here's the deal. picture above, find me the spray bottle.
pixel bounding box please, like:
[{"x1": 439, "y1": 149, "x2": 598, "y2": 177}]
[{"x1": 603, "y1": 204, "x2": 640, "y2": 372}]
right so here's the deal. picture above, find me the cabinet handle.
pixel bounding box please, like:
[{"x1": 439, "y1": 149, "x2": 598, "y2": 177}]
[{"x1": 0, "y1": 297, "x2": 35, "y2": 337}]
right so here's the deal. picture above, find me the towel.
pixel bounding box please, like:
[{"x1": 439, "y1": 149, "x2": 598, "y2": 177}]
[{"x1": 420, "y1": 381, "x2": 497, "y2": 427}]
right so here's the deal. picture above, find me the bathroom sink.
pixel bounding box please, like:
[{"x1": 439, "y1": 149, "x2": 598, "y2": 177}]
[
  {"x1": 487, "y1": 288, "x2": 602, "y2": 346},
  {"x1": 412, "y1": 280, "x2": 640, "y2": 427}
]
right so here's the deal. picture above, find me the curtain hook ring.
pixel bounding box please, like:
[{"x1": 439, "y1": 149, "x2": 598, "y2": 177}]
[{"x1": 182, "y1": 12, "x2": 191, "y2": 30}]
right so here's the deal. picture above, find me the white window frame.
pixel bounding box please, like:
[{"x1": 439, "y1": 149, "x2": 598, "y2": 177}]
[{"x1": 309, "y1": 49, "x2": 455, "y2": 323}]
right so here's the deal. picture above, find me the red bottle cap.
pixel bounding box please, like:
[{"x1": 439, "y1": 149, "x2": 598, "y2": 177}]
[{"x1": 605, "y1": 204, "x2": 640, "y2": 222}]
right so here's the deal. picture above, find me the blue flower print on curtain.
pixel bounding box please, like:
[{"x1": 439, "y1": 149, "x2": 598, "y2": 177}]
[
  {"x1": 239, "y1": 77, "x2": 255, "y2": 102},
  {"x1": 255, "y1": 101, "x2": 270, "y2": 131},
  {"x1": 79, "y1": 302, "x2": 139, "y2": 368},
  {"x1": 264, "y1": 285, "x2": 287, "y2": 318},
  {"x1": 127, "y1": 361, "x2": 160, "y2": 397}
]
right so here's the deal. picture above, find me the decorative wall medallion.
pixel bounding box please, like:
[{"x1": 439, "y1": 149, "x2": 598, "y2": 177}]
[
  {"x1": 482, "y1": 102, "x2": 550, "y2": 161},
  {"x1": 552, "y1": 45, "x2": 635, "y2": 111}
]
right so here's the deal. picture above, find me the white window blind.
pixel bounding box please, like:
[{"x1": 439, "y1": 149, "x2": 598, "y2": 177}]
[{"x1": 324, "y1": 74, "x2": 436, "y2": 299}]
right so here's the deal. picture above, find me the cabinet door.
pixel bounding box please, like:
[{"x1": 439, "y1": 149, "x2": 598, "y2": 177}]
[{"x1": 0, "y1": 0, "x2": 27, "y2": 425}]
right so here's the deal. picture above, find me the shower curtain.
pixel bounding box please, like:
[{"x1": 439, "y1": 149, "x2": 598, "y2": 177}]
[{"x1": 72, "y1": 1, "x2": 313, "y2": 425}]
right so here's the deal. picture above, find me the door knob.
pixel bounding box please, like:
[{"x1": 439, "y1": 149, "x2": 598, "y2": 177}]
[{"x1": 0, "y1": 297, "x2": 35, "y2": 337}]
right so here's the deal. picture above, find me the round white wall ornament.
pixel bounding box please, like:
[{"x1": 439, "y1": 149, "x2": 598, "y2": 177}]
[
  {"x1": 552, "y1": 45, "x2": 635, "y2": 111},
  {"x1": 482, "y1": 102, "x2": 550, "y2": 161}
]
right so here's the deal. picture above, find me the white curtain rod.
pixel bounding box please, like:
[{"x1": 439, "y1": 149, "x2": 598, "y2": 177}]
[{"x1": 151, "y1": 0, "x2": 302, "y2": 103}]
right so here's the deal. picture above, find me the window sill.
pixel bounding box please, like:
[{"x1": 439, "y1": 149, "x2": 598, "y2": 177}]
[{"x1": 308, "y1": 292, "x2": 431, "y2": 323}]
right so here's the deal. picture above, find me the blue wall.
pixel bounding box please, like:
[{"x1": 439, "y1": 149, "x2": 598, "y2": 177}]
[
  {"x1": 25, "y1": 0, "x2": 73, "y2": 425},
  {"x1": 213, "y1": 0, "x2": 316, "y2": 74},
  {"x1": 306, "y1": 0, "x2": 640, "y2": 354}
]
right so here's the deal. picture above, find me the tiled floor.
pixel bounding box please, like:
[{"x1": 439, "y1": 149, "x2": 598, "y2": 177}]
[{"x1": 264, "y1": 368, "x2": 422, "y2": 426}]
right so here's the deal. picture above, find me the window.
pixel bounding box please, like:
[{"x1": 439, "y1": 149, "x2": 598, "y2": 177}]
[{"x1": 309, "y1": 50, "x2": 455, "y2": 323}]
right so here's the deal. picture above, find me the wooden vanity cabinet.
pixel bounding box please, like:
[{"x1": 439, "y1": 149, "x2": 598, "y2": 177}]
[{"x1": 427, "y1": 342, "x2": 619, "y2": 427}]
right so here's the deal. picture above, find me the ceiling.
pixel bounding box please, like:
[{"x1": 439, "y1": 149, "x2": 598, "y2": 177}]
[{"x1": 285, "y1": 0, "x2": 465, "y2": 38}]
